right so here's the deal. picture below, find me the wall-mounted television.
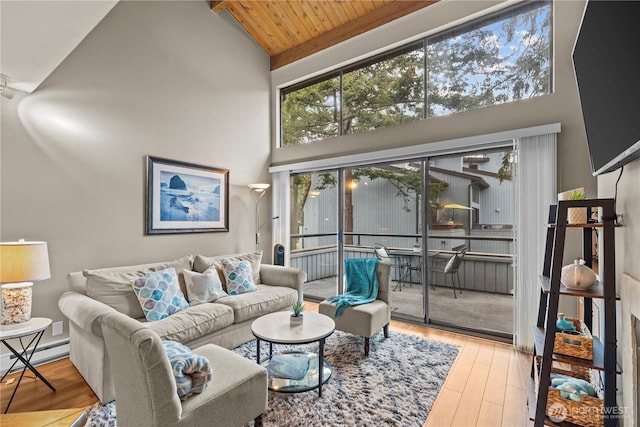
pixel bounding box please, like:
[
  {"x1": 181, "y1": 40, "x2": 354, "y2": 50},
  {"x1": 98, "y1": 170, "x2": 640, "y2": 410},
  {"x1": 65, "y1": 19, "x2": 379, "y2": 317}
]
[{"x1": 572, "y1": 0, "x2": 640, "y2": 176}]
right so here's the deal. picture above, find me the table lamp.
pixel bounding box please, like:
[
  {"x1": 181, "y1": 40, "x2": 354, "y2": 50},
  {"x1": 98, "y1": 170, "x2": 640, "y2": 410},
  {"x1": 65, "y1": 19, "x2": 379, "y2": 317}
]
[
  {"x1": 0, "y1": 240, "x2": 51, "y2": 329},
  {"x1": 248, "y1": 183, "x2": 270, "y2": 250}
]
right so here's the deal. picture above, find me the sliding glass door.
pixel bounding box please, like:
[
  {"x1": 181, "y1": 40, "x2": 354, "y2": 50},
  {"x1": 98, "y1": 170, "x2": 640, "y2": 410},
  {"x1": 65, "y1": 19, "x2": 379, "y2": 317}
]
[
  {"x1": 288, "y1": 147, "x2": 515, "y2": 338},
  {"x1": 344, "y1": 162, "x2": 425, "y2": 318},
  {"x1": 426, "y1": 149, "x2": 515, "y2": 337},
  {"x1": 290, "y1": 171, "x2": 340, "y2": 300}
]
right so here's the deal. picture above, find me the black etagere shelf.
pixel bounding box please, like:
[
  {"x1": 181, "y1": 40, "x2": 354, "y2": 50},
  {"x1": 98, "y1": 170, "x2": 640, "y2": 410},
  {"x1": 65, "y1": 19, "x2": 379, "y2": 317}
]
[{"x1": 531, "y1": 198, "x2": 619, "y2": 427}]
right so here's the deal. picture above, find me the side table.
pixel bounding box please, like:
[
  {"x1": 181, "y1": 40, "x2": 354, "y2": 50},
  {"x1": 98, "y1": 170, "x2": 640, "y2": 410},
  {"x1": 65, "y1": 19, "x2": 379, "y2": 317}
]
[{"x1": 0, "y1": 317, "x2": 56, "y2": 413}]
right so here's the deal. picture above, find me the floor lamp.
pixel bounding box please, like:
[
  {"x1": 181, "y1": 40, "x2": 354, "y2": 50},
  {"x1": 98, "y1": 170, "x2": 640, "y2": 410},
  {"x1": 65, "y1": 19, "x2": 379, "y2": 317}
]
[{"x1": 249, "y1": 183, "x2": 270, "y2": 250}]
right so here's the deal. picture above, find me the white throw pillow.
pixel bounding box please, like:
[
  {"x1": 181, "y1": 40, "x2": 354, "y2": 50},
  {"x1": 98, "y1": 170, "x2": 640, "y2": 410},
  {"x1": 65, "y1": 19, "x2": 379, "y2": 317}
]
[{"x1": 182, "y1": 268, "x2": 228, "y2": 305}]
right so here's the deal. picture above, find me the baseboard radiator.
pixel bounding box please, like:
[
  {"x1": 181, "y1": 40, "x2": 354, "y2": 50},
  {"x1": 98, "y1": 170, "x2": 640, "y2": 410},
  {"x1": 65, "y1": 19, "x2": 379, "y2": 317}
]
[{"x1": 1, "y1": 338, "x2": 70, "y2": 376}]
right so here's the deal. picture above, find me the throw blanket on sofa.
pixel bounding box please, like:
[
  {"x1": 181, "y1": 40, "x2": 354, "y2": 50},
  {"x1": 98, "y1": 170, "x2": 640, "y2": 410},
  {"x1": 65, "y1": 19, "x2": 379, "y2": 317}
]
[
  {"x1": 161, "y1": 341, "x2": 212, "y2": 400},
  {"x1": 328, "y1": 258, "x2": 379, "y2": 316}
]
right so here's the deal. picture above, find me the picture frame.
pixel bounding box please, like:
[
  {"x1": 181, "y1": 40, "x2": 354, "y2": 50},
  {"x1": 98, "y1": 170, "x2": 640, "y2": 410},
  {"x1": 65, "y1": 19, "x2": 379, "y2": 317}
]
[{"x1": 146, "y1": 156, "x2": 229, "y2": 234}]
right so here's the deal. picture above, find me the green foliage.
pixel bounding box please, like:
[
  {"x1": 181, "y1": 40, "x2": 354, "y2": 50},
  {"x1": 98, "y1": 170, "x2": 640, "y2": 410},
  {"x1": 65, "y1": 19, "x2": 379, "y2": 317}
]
[
  {"x1": 281, "y1": 78, "x2": 340, "y2": 146},
  {"x1": 427, "y1": 4, "x2": 551, "y2": 116},
  {"x1": 352, "y1": 167, "x2": 421, "y2": 212},
  {"x1": 291, "y1": 301, "x2": 304, "y2": 317},
  {"x1": 312, "y1": 166, "x2": 447, "y2": 213},
  {"x1": 342, "y1": 49, "x2": 424, "y2": 135},
  {"x1": 281, "y1": 3, "x2": 551, "y2": 145},
  {"x1": 568, "y1": 190, "x2": 586, "y2": 200},
  {"x1": 281, "y1": 49, "x2": 425, "y2": 146},
  {"x1": 497, "y1": 151, "x2": 514, "y2": 183},
  {"x1": 283, "y1": 3, "x2": 551, "y2": 233}
]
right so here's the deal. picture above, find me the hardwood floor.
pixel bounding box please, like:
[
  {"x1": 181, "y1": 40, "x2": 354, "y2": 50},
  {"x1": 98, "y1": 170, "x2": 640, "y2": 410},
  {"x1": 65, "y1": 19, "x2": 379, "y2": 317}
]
[{"x1": 0, "y1": 302, "x2": 533, "y2": 426}]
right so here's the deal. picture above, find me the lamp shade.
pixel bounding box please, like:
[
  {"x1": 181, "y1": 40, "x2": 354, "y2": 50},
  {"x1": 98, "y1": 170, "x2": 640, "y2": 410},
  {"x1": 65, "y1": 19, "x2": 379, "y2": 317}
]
[
  {"x1": 0, "y1": 241, "x2": 51, "y2": 283},
  {"x1": 248, "y1": 183, "x2": 270, "y2": 191}
]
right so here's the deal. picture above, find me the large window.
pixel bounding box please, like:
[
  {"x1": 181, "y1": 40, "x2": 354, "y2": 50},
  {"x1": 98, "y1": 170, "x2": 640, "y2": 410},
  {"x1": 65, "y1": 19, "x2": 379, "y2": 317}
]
[
  {"x1": 281, "y1": 76, "x2": 340, "y2": 146},
  {"x1": 280, "y1": 1, "x2": 551, "y2": 147},
  {"x1": 343, "y1": 45, "x2": 424, "y2": 136},
  {"x1": 427, "y1": 2, "x2": 551, "y2": 116}
]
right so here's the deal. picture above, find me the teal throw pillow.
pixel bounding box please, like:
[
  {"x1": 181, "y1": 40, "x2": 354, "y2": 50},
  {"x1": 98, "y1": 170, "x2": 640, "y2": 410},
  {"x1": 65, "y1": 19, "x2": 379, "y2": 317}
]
[
  {"x1": 219, "y1": 259, "x2": 257, "y2": 295},
  {"x1": 132, "y1": 268, "x2": 189, "y2": 321},
  {"x1": 162, "y1": 340, "x2": 212, "y2": 400}
]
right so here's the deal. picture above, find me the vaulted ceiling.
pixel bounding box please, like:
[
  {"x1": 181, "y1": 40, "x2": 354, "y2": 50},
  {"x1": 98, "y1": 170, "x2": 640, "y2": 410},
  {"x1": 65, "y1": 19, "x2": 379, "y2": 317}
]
[
  {"x1": 211, "y1": 0, "x2": 438, "y2": 70},
  {"x1": 1, "y1": 1, "x2": 439, "y2": 94}
]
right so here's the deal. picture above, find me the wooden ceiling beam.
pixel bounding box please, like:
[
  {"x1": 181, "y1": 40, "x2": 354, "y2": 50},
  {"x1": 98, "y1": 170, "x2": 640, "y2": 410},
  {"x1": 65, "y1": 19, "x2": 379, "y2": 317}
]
[
  {"x1": 270, "y1": 0, "x2": 437, "y2": 70},
  {"x1": 211, "y1": 1, "x2": 229, "y2": 13}
]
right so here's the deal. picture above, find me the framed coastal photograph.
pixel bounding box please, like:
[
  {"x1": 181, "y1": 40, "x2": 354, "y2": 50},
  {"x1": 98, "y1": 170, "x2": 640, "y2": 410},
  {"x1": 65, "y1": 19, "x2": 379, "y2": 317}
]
[{"x1": 146, "y1": 156, "x2": 229, "y2": 234}]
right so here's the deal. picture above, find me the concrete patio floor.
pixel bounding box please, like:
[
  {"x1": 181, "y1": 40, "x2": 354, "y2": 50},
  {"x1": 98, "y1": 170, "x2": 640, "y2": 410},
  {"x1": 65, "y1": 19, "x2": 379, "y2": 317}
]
[{"x1": 303, "y1": 277, "x2": 513, "y2": 336}]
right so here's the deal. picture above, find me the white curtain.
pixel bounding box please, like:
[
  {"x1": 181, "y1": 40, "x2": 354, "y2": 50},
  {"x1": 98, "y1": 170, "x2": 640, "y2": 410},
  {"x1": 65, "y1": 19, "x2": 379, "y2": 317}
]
[
  {"x1": 513, "y1": 133, "x2": 557, "y2": 351},
  {"x1": 271, "y1": 170, "x2": 291, "y2": 266}
]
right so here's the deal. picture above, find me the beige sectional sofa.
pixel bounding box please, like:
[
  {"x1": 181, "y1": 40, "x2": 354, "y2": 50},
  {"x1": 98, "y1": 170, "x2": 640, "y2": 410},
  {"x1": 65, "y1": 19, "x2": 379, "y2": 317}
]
[{"x1": 58, "y1": 251, "x2": 304, "y2": 403}]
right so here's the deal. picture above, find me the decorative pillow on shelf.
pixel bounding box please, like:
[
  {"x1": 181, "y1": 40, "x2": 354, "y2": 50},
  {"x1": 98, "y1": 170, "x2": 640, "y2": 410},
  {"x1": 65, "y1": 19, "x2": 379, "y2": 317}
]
[
  {"x1": 219, "y1": 259, "x2": 257, "y2": 295},
  {"x1": 161, "y1": 340, "x2": 212, "y2": 400},
  {"x1": 132, "y1": 268, "x2": 189, "y2": 321},
  {"x1": 182, "y1": 267, "x2": 228, "y2": 305}
]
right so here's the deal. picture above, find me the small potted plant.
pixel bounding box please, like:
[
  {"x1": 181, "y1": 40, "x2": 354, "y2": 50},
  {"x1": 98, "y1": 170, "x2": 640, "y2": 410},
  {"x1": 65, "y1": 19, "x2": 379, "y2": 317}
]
[
  {"x1": 290, "y1": 301, "x2": 304, "y2": 326},
  {"x1": 567, "y1": 190, "x2": 587, "y2": 224}
]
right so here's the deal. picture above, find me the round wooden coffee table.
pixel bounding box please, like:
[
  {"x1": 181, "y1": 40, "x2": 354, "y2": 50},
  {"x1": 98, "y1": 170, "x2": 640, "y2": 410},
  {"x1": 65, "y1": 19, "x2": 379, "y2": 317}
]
[{"x1": 251, "y1": 311, "x2": 335, "y2": 397}]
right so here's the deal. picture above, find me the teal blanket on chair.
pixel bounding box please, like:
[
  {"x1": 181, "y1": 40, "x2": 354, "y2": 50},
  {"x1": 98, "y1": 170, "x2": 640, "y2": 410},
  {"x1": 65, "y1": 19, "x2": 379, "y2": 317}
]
[{"x1": 328, "y1": 258, "x2": 380, "y2": 316}]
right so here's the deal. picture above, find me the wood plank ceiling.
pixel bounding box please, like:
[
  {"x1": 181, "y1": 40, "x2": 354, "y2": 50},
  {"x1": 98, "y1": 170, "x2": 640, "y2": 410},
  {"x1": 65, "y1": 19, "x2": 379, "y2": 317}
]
[{"x1": 211, "y1": 1, "x2": 438, "y2": 70}]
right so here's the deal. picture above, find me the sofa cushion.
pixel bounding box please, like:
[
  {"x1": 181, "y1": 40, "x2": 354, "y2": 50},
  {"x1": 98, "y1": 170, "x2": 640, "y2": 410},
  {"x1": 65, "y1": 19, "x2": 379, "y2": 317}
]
[
  {"x1": 219, "y1": 259, "x2": 257, "y2": 295},
  {"x1": 215, "y1": 284, "x2": 298, "y2": 323},
  {"x1": 133, "y1": 269, "x2": 189, "y2": 321},
  {"x1": 84, "y1": 256, "x2": 193, "y2": 318},
  {"x1": 193, "y1": 251, "x2": 262, "y2": 286},
  {"x1": 145, "y1": 303, "x2": 234, "y2": 343},
  {"x1": 183, "y1": 268, "x2": 228, "y2": 305}
]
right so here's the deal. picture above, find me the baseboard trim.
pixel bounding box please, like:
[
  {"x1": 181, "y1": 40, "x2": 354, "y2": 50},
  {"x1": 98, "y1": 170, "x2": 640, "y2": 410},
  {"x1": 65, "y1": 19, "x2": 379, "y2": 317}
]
[{"x1": 1, "y1": 338, "x2": 70, "y2": 376}]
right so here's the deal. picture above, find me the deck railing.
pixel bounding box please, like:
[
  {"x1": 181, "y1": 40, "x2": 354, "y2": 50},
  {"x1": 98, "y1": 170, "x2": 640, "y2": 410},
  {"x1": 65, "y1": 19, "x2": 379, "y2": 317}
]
[{"x1": 290, "y1": 232, "x2": 514, "y2": 295}]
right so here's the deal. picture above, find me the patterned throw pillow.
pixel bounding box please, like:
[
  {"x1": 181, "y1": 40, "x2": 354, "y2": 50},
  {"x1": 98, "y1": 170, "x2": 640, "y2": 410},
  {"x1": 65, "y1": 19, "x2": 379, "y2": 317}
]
[
  {"x1": 219, "y1": 259, "x2": 257, "y2": 295},
  {"x1": 182, "y1": 268, "x2": 228, "y2": 305},
  {"x1": 132, "y1": 268, "x2": 189, "y2": 321},
  {"x1": 193, "y1": 250, "x2": 263, "y2": 285},
  {"x1": 161, "y1": 340, "x2": 212, "y2": 400}
]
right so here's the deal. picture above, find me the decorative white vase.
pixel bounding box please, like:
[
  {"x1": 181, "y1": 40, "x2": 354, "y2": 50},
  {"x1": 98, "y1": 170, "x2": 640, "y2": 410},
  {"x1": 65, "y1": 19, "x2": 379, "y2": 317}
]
[
  {"x1": 290, "y1": 314, "x2": 303, "y2": 326},
  {"x1": 561, "y1": 259, "x2": 597, "y2": 290}
]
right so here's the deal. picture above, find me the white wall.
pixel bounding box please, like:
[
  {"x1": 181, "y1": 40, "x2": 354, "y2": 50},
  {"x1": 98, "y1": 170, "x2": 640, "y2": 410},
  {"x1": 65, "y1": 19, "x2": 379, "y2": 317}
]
[
  {"x1": 0, "y1": 1, "x2": 272, "y2": 348},
  {"x1": 598, "y1": 160, "x2": 640, "y2": 284},
  {"x1": 598, "y1": 158, "x2": 640, "y2": 421}
]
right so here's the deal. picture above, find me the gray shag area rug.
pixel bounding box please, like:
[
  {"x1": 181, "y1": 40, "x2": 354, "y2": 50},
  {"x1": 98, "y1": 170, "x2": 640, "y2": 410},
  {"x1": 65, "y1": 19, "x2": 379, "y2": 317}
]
[{"x1": 85, "y1": 331, "x2": 459, "y2": 427}]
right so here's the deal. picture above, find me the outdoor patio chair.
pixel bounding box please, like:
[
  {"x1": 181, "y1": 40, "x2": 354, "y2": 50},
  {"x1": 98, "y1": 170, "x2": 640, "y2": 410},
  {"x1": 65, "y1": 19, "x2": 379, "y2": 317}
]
[
  {"x1": 429, "y1": 246, "x2": 467, "y2": 298},
  {"x1": 373, "y1": 243, "x2": 410, "y2": 291}
]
